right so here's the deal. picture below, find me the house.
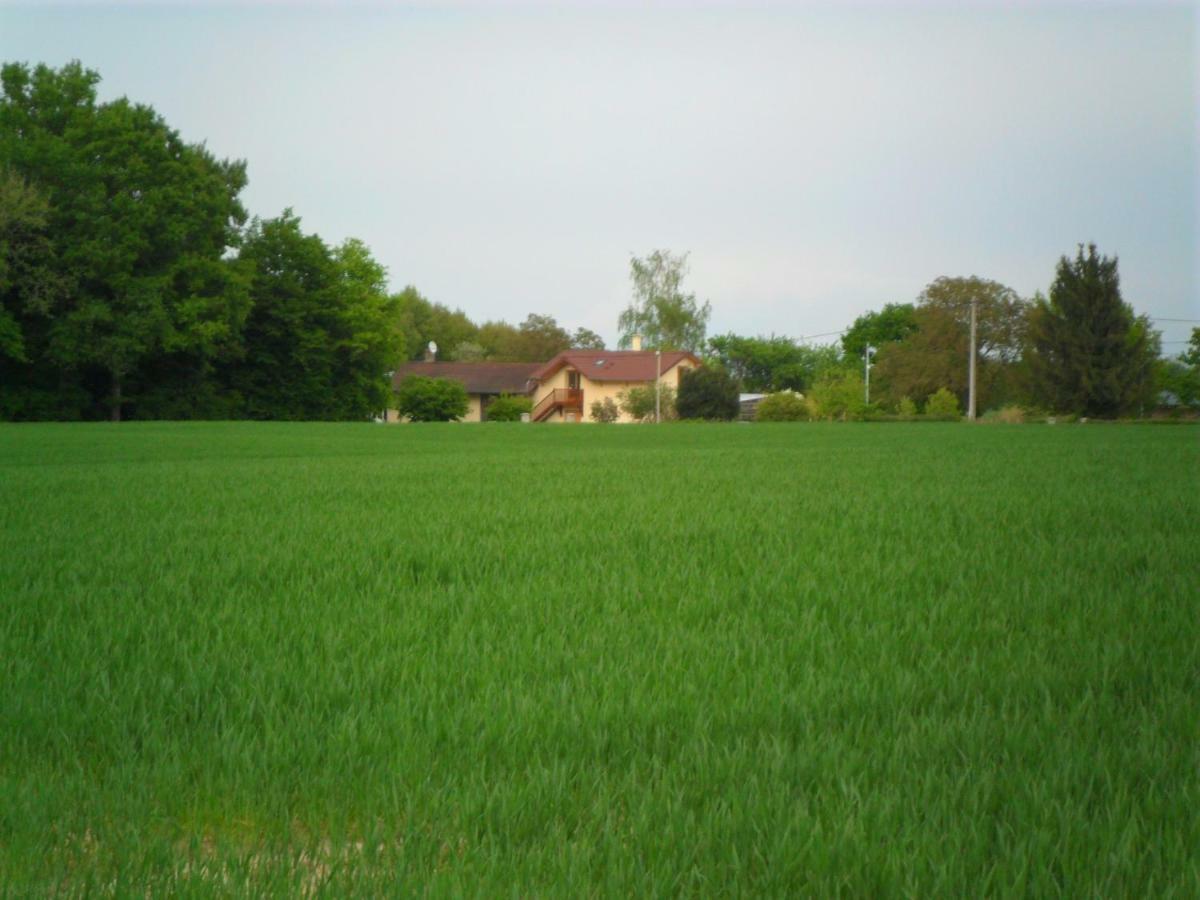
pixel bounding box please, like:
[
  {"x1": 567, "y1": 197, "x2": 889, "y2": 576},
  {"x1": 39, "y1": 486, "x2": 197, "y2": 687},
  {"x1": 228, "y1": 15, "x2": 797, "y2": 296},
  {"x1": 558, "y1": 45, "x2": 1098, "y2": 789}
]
[
  {"x1": 528, "y1": 349, "x2": 701, "y2": 422},
  {"x1": 389, "y1": 360, "x2": 541, "y2": 422}
]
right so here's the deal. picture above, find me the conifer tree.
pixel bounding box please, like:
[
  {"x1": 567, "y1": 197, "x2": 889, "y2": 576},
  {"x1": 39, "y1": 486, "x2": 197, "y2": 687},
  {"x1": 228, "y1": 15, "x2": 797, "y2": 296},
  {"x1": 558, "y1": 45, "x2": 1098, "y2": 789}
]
[{"x1": 1028, "y1": 244, "x2": 1157, "y2": 416}]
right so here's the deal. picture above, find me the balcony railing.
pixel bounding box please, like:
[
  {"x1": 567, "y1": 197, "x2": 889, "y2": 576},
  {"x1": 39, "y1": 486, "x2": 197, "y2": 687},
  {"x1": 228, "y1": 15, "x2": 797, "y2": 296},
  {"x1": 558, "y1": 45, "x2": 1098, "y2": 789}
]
[{"x1": 532, "y1": 388, "x2": 583, "y2": 422}]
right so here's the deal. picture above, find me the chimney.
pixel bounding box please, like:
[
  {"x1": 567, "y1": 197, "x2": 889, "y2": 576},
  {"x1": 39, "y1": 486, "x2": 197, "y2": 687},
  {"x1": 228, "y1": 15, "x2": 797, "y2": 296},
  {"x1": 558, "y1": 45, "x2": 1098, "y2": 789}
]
[
  {"x1": 631, "y1": 335, "x2": 642, "y2": 351},
  {"x1": 424, "y1": 340, "x2": 438, "y2": 362}
]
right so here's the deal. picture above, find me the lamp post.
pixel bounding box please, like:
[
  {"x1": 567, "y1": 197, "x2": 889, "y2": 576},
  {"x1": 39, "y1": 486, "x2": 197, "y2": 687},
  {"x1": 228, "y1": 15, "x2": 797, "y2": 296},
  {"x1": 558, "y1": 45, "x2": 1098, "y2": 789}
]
[{"x1": 864, "y1": 345, "x2": 876, "y2": 405}]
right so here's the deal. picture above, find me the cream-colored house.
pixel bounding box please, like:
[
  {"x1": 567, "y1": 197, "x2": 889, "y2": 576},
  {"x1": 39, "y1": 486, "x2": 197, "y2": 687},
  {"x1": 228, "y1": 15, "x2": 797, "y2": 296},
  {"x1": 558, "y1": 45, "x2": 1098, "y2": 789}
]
[
  {"x1": 389, "y1": 361, "x2": 541, "y2": 422},
  {"x1": 528, "y1": 349, "x2": 701, "y2": 423}
]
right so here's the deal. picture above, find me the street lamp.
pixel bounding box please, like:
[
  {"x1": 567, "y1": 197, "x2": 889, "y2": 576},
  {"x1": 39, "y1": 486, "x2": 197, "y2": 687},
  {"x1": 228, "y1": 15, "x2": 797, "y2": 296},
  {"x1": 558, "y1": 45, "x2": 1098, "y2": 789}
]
[{"x1": 864, "y1": 345, "x2": 877, "y2": 405}]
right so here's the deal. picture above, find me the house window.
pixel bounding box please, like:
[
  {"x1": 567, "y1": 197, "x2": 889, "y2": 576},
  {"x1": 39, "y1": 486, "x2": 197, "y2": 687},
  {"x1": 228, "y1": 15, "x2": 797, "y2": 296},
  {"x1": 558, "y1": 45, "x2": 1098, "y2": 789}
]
[{"x1": 567, "y1": 370, "x2": 581, "y2": 390}]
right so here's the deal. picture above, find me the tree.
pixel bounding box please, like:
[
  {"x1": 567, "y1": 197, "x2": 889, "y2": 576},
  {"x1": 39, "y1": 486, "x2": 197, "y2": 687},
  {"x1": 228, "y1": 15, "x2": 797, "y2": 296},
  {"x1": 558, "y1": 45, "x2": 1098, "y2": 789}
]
[
  {"x1": 231, "y1": 213, "x2": 400, "y2": 420},
  {"x1": 707, "y1": 333, "x2": 843, "y2": 392},
  {"x1": 394, "y1": 375, "x2": 469, "y2": 421},
  {"x1": 618, "y1": 384, "x2": 676, "y2": 422},
  {"x1": 515, "y1": 313, "x2": 572, "y2": 361},
  {"x1": 841, "y1": 303, "x2": 918, "y2": 361},
  {"x1": 676, "y1": 366, "x2": 739, "y2": 420},
  {"x1": 873, "y1": 276, "x2": 1030, "y2": 412},
  {"x1": 1028, "y1": 245, "x2": 1158, "y2": 416},
  {"x1": 1, "y1": 61, "x2": 251, "y2": 421},
  {"x1": 571, "y1": 327, "x2": 605, "y2": 350},
  {"x1": 755, "y1": 392, "x2": 808, "y2": 422},
  {"x1": 484, "y1": 393, "x2": 531, "y2": 421},
  {"x1": 807, "y1": 370, "x2": 867, "y2": 421},
  {"x1": 618, "y1": 250, "x2": 711, "y2": 352},
  {"x1": 393, "y1": 287, "x2": 478, "y2": 361}
]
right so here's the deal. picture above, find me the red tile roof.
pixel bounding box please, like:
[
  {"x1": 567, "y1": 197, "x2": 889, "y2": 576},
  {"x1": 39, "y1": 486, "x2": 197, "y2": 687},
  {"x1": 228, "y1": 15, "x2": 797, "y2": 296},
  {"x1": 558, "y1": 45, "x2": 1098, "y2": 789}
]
[
  {"x1": 392, "y1": 361, "x2": 540, "y2": 395},
  {"x1": 530, "y1": 350, "x2": 701, "y2": 384}
]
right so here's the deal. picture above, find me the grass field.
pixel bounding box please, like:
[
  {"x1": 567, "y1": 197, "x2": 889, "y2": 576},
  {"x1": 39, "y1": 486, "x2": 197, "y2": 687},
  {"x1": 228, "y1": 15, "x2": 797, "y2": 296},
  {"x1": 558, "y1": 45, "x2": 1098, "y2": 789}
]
[{"x1": 2, "y1": 421, "x2": 1197, "y2": 895}]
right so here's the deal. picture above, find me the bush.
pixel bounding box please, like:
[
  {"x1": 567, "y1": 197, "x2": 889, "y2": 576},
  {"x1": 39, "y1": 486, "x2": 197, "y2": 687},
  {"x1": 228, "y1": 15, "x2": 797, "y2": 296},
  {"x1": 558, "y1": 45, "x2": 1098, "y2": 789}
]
[
  {"x1": 618, "y1": 384, "x2": 676, "y2": 422},
  {"x1": 807, "y1": 370, "x2": 867, "y2": 421},
  {"x1": 897, "y1": 396, "x2": 918, "y2": 418},
  {"x1": 676, "y1": 366, "x2": 739, "y2": 420},
  {"x1": 924, "y1": 388, "x2": 960, "y2": 419},
  {"x1": 755, "y1": 392, "x2": 808, "y2": 422},
  {"x1": 485, "y1": 393, "x2": 532, "y2": 422},
  {"x1": 981, "y1": 404, "x2": 1026, "y2": 424},
  {"x1": 394, "y1": 376, "x2": 469, "y2": 422},
  {"x1": 590, "y1": 397, "x2": 620, "y2": 423}
]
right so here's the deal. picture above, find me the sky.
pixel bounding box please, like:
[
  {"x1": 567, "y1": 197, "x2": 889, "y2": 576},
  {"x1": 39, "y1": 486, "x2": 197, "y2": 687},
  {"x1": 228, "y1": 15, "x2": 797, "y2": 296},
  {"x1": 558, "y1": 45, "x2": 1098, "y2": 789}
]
[{"x1": 1, "y1": 1, "x2": 1196, "y2": 350}]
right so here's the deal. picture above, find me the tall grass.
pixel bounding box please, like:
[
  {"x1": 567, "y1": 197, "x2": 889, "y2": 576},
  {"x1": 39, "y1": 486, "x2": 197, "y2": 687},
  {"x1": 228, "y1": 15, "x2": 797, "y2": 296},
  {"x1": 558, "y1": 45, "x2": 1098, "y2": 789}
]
[{"x1": 1, "y1": 422, "x2": 1197, "y2": 894}]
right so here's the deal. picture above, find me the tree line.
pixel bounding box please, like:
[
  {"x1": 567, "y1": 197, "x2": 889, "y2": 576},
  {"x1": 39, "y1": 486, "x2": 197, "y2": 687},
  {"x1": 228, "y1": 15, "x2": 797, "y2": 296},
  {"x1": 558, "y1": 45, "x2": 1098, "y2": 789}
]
[
  {"x1": 3, "y1": 61, "x2": 1194, "y2": 423},
  {"x1": 0, "y1": 62, "x2": 600, "y2": 421}
]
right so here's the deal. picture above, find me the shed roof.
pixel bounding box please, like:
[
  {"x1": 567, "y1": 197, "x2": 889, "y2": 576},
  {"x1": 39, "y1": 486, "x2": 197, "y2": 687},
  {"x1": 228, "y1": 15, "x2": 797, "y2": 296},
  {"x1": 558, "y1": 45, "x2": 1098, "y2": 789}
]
[
  {"x1": 392, "y1": 361, "x2": 540, "y2": 395},
  {"x1": 530, "y1": 350, "x2": 701, "y2": 383}
]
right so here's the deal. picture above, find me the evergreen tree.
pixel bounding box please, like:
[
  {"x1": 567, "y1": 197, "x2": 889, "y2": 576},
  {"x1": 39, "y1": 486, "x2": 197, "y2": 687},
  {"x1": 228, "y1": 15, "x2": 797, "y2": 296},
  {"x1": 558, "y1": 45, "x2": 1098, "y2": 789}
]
[{"x1": 1028, "y1": 244, "x2": 1157, "y2": 416}]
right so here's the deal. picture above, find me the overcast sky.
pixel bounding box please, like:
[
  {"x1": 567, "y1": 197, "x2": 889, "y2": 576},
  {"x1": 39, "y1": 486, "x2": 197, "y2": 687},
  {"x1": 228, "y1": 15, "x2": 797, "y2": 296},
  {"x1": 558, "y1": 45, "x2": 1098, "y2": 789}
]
[{"x1": 2, "y1": 1, "x2": 1196, "y2": 349}]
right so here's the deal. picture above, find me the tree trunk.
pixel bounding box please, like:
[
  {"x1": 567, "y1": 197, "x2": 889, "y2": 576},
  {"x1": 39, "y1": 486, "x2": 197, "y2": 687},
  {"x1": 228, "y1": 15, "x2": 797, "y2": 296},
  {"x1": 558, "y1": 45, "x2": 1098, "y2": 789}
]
[{"x1": 110, "y1": 376, "x2": 122, "y2": 422}]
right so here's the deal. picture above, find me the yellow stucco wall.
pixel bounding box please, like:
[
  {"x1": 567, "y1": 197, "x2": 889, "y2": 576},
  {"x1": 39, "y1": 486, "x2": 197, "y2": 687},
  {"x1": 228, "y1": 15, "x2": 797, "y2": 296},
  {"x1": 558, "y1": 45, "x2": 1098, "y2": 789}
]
[{"x1": 531, "y1": 360, "x2": 696, "y2": 423}]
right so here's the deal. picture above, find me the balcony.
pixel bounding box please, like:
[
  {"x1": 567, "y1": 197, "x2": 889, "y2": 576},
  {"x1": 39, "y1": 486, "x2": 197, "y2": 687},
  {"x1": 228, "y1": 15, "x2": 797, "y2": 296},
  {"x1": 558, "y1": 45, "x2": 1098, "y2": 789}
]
[{"x1": 532, "y1": 388, "x2": 583, "y2": 422}]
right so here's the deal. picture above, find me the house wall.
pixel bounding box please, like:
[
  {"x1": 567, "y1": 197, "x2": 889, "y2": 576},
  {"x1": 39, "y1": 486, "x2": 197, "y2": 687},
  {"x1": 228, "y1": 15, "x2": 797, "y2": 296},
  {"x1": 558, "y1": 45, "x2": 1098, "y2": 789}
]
[{"x1": 531, "y1": 360, "x2": 697, "y2": 423}]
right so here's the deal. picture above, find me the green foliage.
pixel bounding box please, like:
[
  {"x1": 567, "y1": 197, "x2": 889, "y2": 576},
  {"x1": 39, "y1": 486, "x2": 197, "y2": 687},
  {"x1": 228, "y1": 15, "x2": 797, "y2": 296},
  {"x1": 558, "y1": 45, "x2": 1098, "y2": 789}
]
[
  {"x1": 484, "y1": 393, "x2": 532, "y2": 422},
  {"x1": 841, "y1": 303, "x2": 918, "y2": 361},
  {"x1": 231, "y1": 213, "x2": 401, "y2": 420},
  {"x1": 707, "y1": 333, "x2": 842, "y2": 392},
  {"x1": 571, "y1": 327, "x2": 605, "y2": 350},
  {"x1": 897, "y1": 396, "x2": 918, "y2": 418},
  {"x1": 1155, "y1": 358, "x2": 1200, "y2": 410},
  {"x1": 924, "y1": 387, "x2": 961, "y2": 419},
  {"x1": 807, "y1": 370, "x2": 867, "y2": 420},
  {"x1": 980, "y1": 404, "x2": 1027, "y2": 424},
  {"x1": 0, "y1": 61, "x2": 251, "y2": 420},
  {"x1": 1028, "y1": 245, "x2": 1158, "y2": 417},
  {"x1": 1, "y1": 422, "x2": 1196, "y2": 894},
  {"x1": 676, "y1": 365, "x2": 739, "y2": 420},
  {"x1": 618, "y1": 250, "x2": 711, "y2": 352},
  {"x1": 873, "y1": 276, "x2": 1030, "y2": 414},
  {"x1": 618, "y1": 383, "x2": 676, "y2": 422},
  {"x1": 754, "y1": 391, "x2": 808, "y2": 422},
  {"x1": 589, "y1": 396, "x2": 619, "y2": 423},
  {"x1": 394, "y1": 375, "x2": 469, "y2": 421}
]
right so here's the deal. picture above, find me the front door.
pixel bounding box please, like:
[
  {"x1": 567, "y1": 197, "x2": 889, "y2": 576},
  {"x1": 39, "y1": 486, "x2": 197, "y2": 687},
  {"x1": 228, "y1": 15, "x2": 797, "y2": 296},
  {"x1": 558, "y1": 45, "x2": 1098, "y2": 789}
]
[{"x1": 567, "y1": 370, "x2": 581, "y2": 391}]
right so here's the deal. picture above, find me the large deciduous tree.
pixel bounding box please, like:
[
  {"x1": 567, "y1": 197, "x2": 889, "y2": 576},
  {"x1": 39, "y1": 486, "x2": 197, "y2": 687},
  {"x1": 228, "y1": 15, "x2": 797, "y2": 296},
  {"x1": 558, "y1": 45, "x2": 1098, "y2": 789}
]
[
  {"x1": 841, "y1": 303, "x2": 918, "y2": 361},
  {"x1": 618, "y1": 250, "x2": 711, "y2": 352},
  {"x1": 0, "y1": 61, "x2": 251, "y2": 420},
  {"x1": 231, "y1": 212, "x2": 402, "y2": 420},
  {"x1": 707, "y1": 333, "x2": 843, "y2": 392},
  {"x1": 1027, "y1": 245, "x2": 1158, "y2": 416},
  {"x1": 873, "y1": 276, "x2": 1030, "y2": 412}
]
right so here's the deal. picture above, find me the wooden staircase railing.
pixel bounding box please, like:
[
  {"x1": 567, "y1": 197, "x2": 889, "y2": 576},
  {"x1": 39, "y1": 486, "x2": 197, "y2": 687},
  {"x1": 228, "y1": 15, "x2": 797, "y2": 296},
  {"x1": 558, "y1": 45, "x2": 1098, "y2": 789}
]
[{"x1": 532, "y1": 388, "x2": 583, "y2": 422}]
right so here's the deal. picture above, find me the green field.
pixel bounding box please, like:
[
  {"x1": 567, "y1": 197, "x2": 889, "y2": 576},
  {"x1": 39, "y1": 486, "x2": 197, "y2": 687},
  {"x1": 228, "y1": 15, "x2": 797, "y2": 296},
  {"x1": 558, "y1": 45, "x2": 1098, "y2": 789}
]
[{"x1": 2, "y1": 422, "x2": 1197, "y2": 895}]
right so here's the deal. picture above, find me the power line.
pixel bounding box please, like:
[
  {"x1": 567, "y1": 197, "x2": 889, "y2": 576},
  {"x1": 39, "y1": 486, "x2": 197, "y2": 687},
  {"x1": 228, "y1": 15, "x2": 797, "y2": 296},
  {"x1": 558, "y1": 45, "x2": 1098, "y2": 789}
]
[{"x1": 1149, "y1": 318, "x2": 1200, "y2": 324}]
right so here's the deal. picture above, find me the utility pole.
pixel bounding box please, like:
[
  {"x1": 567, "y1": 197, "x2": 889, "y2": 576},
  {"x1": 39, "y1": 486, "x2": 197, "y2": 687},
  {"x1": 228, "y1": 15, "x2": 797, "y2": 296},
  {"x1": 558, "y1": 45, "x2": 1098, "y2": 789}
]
[
  {"x1": 968, "y1": 297, "x2": 977, "y2": 421},
  {"x1": 655, "y1": 349, "x2": 662, "y2": 423}
]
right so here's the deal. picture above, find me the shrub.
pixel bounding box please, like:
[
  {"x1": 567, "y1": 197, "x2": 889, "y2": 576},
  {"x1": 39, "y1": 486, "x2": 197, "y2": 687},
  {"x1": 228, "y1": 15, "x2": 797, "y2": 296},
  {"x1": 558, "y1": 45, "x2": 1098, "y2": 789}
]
[
  {"x1": 924, "y1": 388, "x2": 960, "y2": 419},
  {"x1": 394, "y1": 376, "x2": 469, "y2": 422},
  {"x1": 618, "y1": 384, "x2": 676, "y2": 422},
  {"x1": 755, "y1": 392, "x2": 808, "y2": 422},
  {"x1": 676, "y1": 367, "x2": 739, "y2": 421},
  {"x1": 485, "y1": 394, "x2": 532, "y2": 422},
  {"x1": 981, "y1": 404, "x2": 1026, "y2": 424},
  {"x1": 897, "y1": 396, "x2": 918, "y2": 418},
  {"x1": 590, "y1": 397, "x2": 620, "y2": 423},
  {"x1": 807, "y1": 370, "x2": 867, "y2": 421}
]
